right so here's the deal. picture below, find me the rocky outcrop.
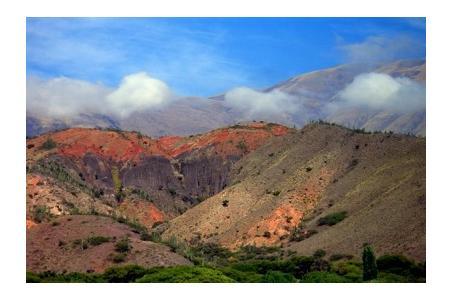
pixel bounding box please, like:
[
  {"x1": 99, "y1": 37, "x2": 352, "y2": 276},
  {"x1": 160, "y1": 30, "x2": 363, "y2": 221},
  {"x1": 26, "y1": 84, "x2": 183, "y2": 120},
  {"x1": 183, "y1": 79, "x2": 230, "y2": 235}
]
[{"x1": 26, "y1": 123, "x2": 291, "y2": 218}]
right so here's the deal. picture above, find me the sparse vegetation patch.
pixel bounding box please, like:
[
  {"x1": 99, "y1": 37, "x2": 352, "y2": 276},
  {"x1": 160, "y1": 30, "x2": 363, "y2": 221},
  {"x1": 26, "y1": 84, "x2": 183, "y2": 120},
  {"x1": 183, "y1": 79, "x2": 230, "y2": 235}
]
[
  {"x1": 40, "y1": 138, "x2": 57, "y2": 150},
  {"x1": 32, "y1": 205, "x2": 52, "y2": 223},
  {"x1": 115, "y1": 237, "x2": 132, "y2": 253},
  {"x1": 317, "y1": 211, "x2": 347, "y2": 226}
]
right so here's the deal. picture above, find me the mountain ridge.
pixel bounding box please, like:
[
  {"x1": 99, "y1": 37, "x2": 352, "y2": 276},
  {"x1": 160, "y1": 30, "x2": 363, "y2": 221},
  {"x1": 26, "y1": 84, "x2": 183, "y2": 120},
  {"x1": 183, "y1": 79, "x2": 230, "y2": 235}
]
[{"x1": 27, "y1": 59, "x2": 426, "y2": 138}]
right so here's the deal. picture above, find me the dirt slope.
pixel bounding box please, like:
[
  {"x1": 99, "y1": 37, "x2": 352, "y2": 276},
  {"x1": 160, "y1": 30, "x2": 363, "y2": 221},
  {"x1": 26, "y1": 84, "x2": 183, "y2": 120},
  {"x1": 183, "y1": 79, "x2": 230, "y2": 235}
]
[
  {"x1": 163, "y1": 122, "x2": 425, "y2": 261},
  {"x1": 27, "y1": 215, "x2": 192, "y2": 273}
]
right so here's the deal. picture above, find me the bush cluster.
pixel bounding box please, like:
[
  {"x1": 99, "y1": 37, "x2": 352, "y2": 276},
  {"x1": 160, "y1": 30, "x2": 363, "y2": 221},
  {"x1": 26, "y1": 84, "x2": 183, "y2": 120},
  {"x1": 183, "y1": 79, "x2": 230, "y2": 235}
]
[
  {"x1": 40, "y1": 138, "x2": 57, "y2": 150},
  {"x1": 32, "y1": 205, "x2": 52, "y2": 223},
  {"x1": 317, "y1": 211, "x2": 347, "y2": 226},
  {"x1": 27, "y1": 247, "x2": 426, "y2": 283}
]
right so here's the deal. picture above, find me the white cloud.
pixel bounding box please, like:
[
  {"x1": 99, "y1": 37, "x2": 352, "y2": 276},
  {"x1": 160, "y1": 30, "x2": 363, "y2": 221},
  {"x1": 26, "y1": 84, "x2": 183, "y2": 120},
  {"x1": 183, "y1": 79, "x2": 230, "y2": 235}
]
[
  {"x1": 106, "y1": 72, "x2": 173, "y2": 117},
  {"x1": 26, "y1": 76, "x2": 111, "y2": 118},
  {"x1": 224, "y1": 87, "x2": 298, "y2": 118},
  {"x1": 336, "y1": 72, "x2": 425, "y2": 112},
  {"x1": 27, "y1": 72, "x2": 175, "y2": 119}
]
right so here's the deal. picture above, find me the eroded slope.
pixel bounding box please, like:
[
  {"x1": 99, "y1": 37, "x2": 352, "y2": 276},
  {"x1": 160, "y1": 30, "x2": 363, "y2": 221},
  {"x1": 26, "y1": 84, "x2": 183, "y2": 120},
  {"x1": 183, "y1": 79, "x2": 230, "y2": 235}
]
[{"x1": 163, "y1": 123, "x2": 425, "y2": 261}]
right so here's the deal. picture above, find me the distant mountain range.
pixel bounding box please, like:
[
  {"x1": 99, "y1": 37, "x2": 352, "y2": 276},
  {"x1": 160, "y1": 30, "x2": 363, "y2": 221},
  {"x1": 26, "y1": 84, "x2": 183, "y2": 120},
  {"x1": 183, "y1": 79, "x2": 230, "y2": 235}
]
[{"x1": 26, "y1": 59, "x2": 426, "y2": 137}]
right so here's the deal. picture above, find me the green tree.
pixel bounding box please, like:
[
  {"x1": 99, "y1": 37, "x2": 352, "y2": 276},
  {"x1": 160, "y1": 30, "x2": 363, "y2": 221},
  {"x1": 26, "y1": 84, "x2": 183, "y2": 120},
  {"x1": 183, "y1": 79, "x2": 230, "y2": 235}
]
[
  {"x1": 362, "y1": 245, "x2": 378, "y2": 281},
  {"x1": 40, "y1": 138, "x2": 57, "y2": 150}
]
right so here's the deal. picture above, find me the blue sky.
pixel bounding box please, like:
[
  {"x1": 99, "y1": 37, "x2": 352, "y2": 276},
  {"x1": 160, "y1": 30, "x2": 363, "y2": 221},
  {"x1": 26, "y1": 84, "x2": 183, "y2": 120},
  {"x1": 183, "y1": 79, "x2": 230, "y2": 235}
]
[{"x1": 26, "y1": 17, "x2": 425, "y2": 97}]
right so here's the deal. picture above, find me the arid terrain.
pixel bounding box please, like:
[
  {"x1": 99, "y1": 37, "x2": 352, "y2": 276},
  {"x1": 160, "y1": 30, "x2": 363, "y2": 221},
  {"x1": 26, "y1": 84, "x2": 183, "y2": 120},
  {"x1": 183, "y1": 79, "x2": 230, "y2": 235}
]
[
  {"x1": 26, "y1": 121, "x2": 425, "y2": 280},
  {"x1": 21, "y1": 16, "x2": 430, "y2": 285}
]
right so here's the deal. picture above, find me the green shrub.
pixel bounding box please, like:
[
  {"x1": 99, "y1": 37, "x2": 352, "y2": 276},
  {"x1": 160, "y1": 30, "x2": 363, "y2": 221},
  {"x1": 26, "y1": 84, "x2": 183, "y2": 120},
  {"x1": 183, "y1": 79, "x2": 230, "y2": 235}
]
[
  {"x1": 263, "y1": 271, "x2": 297, "y2": 283},
  {"x1": 111, "y1": 253, "x2": 126, "y2": 263},
  {"x1": 235, "y1": 245, "x2": 280, "y2": 261},
  {"x1": 70, "y1": 238, "x2": 88, "y2": 250},
  {"x1": 377, "y1": 254, "x2": 425, "y2": 281},
  {"x1": 313, "y1": 249, "x2": 326, "y2": 258},
  {"x1": 317, "y1": 211, "x2": 347, "y2": 226},
  {"x1": 272, "y1": 190, "x2": 281, "y2": 196},
  {"x1": 230, "y1": 260, "x2": 282, "y2": 275},
  {"x1": 286, "y1": 256, "x2": 316, "y2": 278},
  {"x1": 229, "y1": 256, "x2": 317, "y2": 279},
  {"x1": 302, "y1": 271, "x2": 348, "y2": 283},
  {"x1": 311, "y1": 258, "x2": 330, "y2": 272},
  {"x1": 166, "y1": 235, "x2": 181, "y2": 252},
  {"x1": 196, "y1": 195, "x2": 207, "y2": 203},
  {"x1": 370, "y1": 272, "x2": 408, "y2": 283},
  {"x1": 26, "y1": 272, "x2": 42, "y2": 283},
  {"x1": 40, "y1": 138, "x2": 57, "y2": 150},
  {"x1": 376, "y1": 254, "x2": 413, "y2": 275},
  {"x1": 331, "y1": 260, "x2": 362, "y2": 282},
  {"x1": 32, "y1": 205, "x2": 51, "y2": 223},
  {"x1": 190, "y1": 243, "x2": 232, "y2": 263},
  {"x1": 72, "y1": 239, "x2": 82, "y2": 248},
  {"x1": 87, "y1": 236, "x2": 110, "y2": 246},
  {"x1": 136, "y1": 266, "x2": 235, "y2": 283},
  {"x1": 219, "y1": 267, "x2": 263, "y2": 283},
  {"x1": 329, "y1": 254, "x2": 354, "y2": 261},
  {"x1": 103, "y1": 265, "x2": 147, "y2": 283},
  {"x1": 27, "y1": 271, "x2": 102, "y2": 283},
  {"x1": 140, "y1": 231, "x2": 161, "y2": 243},
  {"x1": 115, "y1": 237, "x2": 131, "y2": 253}
]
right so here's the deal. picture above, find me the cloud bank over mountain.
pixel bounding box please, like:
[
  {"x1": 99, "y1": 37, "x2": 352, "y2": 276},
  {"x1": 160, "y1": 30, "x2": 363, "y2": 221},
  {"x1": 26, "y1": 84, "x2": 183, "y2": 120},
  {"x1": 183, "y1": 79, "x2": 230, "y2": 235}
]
[
  {"x1": 26, "y1": 59, "x2": 427, "y2": 137},
  {"x1": 27, "y1": 76, "x2": 111, "y2": 118},
  {"x1": 334, "y1": 72, "x2": 425, "y2": 112},
  {"x1": 224, "y1": 87, "x2": 298, "y2": 118},
  {"x1": 27, "y1": 72, "x2": 175, "y2": 118},
  {"x1": 106, "y1": 72, "x2": 173, "y2": 117}
]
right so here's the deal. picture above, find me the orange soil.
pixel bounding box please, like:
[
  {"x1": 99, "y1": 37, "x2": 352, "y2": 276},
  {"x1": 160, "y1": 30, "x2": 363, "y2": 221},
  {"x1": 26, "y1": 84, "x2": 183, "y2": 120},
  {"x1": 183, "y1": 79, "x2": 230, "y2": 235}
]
[
  {"x1": 232, "y1": 204, "x2": 303, "y2": 248},
  {"x1": 27, "y1": 123, "x2": 290, "y2": 163},
  {"x1": 163, "y1": 123, "x2": 289, "y2": 158},
  {"x1": 26, "y1": 174, "x2": 48, "y2": 202},
  {"x1": 229, "y1": 167, "x2": 335, "y2": 248},
  {"x1": 287, "y1": 167, "x2": 335, "y2": 208},
  {"x1": 117, "y1": 199, "x2": 166, "y2": 228},
  {"x1": 26, "y1": 219, "x2": 37, "y2": 229},
  {"x1": 148, "y1": 205, "x2": 165, "y2": 222}
]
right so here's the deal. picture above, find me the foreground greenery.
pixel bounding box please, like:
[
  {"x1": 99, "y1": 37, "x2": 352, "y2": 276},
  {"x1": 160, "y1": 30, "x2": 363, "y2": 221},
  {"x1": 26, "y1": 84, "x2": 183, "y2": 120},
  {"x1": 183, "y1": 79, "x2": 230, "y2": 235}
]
[{"x1": 27, "y1": 242, "x2": 425, "y2": 283}]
